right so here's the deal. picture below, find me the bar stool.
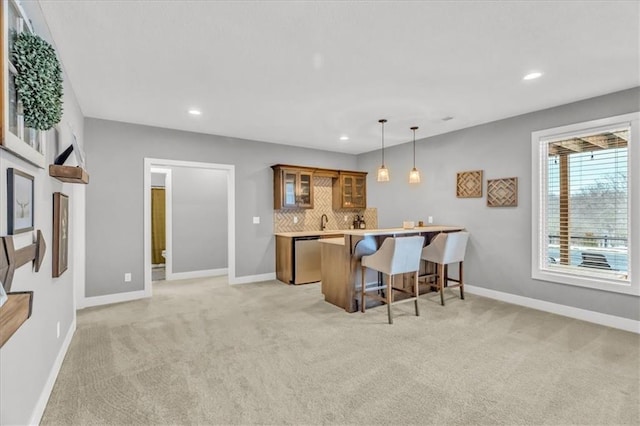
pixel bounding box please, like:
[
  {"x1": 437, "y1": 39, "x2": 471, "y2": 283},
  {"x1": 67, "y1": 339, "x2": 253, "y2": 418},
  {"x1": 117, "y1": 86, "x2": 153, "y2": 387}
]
[
  {"x1": 420, "y1": 231, "x2": 469, "y2": 306},
  {"x1": 360, "y1": 236, "x2": 425, "y2": 324}
]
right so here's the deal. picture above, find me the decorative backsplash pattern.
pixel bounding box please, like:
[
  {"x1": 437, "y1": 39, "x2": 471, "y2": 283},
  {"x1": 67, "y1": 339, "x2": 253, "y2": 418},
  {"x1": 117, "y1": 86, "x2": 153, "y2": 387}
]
[{"x1": 274, "y1": 177, "x2": 378, "y2": 232}]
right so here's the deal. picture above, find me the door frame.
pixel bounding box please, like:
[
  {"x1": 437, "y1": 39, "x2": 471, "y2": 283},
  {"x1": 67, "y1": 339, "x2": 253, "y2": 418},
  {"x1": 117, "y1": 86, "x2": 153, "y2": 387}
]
[
  {"x1": 150, "y1": 167, "x2": 172, "y2": 278},
  {"x1": 143, "y1": 158, "x2": 235, "y2": 296}
]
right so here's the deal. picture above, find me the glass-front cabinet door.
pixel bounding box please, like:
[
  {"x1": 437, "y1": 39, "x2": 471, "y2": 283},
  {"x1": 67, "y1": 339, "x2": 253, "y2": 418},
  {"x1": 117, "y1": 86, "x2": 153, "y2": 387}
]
[
  {"x1": 340, "y1": 173, "x2": 366, "y2": 209},
  {"x1": 274, "y1": 166, "x2": 314, "y2": 209},
  {"x1": 282, "y1": 170, "x2": 298, "y2": 208},
  {"x1": 351, "y1": 174, "x2": 365, "y2": 208},
  {"x1": 297, "y1": 171, "x2": 313, "y2": 208}
]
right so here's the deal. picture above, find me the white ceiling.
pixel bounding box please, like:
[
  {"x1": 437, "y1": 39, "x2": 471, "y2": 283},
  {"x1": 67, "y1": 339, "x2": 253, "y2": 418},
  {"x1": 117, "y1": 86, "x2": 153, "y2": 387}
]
[{"x1": 35, "y1": 0, "x2": 639, "y2": 154}]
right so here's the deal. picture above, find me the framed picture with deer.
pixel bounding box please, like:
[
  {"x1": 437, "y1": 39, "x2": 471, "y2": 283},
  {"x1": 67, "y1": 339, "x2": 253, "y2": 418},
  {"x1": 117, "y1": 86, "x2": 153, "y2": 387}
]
[
  {"x1": 7, "y1": 168, "x2": 35, "y2": 234},
  {"x1": 52, "y1": 192, "x2": 69, "y2": 277}
]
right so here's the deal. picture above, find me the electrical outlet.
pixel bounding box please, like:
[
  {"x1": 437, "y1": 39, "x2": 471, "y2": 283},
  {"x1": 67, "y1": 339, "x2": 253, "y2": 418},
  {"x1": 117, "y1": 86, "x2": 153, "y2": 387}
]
[
  {"x1": 428, "y1": 216, "x2": 433, "y2": 224},
  {"x1": 56, "y1": 321, "x2": 60, "y2": 339},
  {"x1": 344, "y1": 215, "x2": 348, "y2": 222},
  {"x1": 253, "y1": 216, "x2": 260, "y2": 224},
  {"x1": 124, "y1": 273, "x2": 132, "y2": 282},
  {"x1": 293, "y1": 216, "x2": 298, "y2": 224}
]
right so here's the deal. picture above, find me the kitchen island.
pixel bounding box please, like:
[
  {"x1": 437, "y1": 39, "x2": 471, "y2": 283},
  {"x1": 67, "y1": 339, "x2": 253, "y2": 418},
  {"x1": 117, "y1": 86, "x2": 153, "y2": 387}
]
[{"x1": 319, "y1": 226, "x2": 464, "y2": 312}]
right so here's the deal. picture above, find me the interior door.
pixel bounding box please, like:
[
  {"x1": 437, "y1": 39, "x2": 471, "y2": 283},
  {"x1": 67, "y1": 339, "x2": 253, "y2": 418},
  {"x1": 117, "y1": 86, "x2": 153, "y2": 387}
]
[{"x1": 151, "y1": 187, "x2": 166, "y2": 264}]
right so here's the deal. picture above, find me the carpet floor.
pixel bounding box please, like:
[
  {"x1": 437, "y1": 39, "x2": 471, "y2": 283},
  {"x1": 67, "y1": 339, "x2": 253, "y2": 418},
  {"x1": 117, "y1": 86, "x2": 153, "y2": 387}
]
[{"x1": 41, "y1": 277, "x2": 639, "y2": 425}]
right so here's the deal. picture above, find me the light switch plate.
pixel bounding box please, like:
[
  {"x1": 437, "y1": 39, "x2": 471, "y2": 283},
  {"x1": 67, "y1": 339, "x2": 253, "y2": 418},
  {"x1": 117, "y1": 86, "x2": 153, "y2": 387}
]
[
  {"x1": 293, "y1": 216, "x2": 298, "y2": 224},
  {"x1": 428, "y1": 216, "x2": 433, "y2": 224},
  {"x1": 124, "y1": 273, "x2": 132, "y2": 282},
  {"x1": 253, "y1": 216, "x2": 260, "y2": 224}
]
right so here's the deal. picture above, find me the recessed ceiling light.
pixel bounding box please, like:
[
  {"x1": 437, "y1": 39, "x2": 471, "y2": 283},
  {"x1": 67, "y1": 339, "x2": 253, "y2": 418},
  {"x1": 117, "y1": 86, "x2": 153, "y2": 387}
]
[
  {"x1": 188, "y1": 109, "x2": 202, "y2": 115},
  {"x1": 523, "y1": 71, "x2": 543, "y2": 80},
  {"x1": 339, "y1": 135, "x2": 349, "y2": 141}
]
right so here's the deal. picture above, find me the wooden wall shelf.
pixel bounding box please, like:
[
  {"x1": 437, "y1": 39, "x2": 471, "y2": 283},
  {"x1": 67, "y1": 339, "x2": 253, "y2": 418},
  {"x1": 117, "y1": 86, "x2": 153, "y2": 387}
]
[
  {"x1": 49, "y1": 165, "x2": 89, "y2": 184},
  {"x1": 0, "y1": 292, "x2": 34, "y2": 348}
]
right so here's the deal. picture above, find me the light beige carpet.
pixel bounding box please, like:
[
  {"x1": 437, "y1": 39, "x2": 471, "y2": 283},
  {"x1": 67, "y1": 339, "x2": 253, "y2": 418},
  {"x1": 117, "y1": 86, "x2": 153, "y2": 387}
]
[{"x1": 42, "y1": 277, "x2": 639, "y2": 425}]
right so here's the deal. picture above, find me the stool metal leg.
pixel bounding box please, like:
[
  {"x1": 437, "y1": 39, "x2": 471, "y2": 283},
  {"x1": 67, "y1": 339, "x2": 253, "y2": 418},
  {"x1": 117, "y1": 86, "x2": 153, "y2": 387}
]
[
  {"x1": 439, "y1": 263, "x2": 445, "y2": 306},
  {"x1": 361, "y1": 265, "x2": 366, "y2": 313},
  {"x1": 414, "y1": 271, "x2": 420, "y2": 316},
  {"x1": 459, "y1": 261, "x2": 464, "y2": 300},
  {"x1": 387, "y1": 274, "x2": 393, "y2": 324}
]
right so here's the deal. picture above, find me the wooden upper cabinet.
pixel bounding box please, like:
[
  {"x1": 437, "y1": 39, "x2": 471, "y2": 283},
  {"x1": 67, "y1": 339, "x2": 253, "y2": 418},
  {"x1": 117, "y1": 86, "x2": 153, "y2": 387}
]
[
  {"x1": 272, "y1": 165, "x2": 314, "y2": 209},
  {"x1": 333, "y1": 172, "x2": 367, "y2": 209}
]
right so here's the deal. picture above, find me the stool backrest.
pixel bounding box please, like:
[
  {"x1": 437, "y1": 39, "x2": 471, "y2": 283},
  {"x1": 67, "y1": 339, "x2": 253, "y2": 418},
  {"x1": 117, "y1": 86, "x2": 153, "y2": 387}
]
[
  {"x1": 374, "y1": 236, "x2": 425, "y2": 275},
  {"x1": 423, "y1": 231, "x2": 469, "y2": 264},
  {"x1": 354, "y1": 235, "x2": 378, "y2": 260}
]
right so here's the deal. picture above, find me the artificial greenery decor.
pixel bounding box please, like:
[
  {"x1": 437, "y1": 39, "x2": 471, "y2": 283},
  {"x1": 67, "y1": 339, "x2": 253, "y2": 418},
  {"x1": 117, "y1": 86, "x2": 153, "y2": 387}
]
[{"x1": 12, "y1": 32, "x2": 63, "y2": 131}]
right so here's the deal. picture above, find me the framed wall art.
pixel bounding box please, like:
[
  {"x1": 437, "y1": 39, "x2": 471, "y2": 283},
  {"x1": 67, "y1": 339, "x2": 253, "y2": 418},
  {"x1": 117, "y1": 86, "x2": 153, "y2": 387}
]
[
  {"x1": 456, "y1": 170, "x2": 483, "y2": 198},
  {"x1": 52, "y1": 192, "x2": 69, "y2": 277},
  {"x1": 487, "y1": 177, "x2": 518, "y2": 207},
  {"x1": 7, "y1": 168, "x2": 35, "y2": 234}
]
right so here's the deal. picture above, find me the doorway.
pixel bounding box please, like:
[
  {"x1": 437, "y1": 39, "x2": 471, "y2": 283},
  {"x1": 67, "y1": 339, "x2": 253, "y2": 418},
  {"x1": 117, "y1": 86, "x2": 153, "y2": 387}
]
[
  {"x1": 151, "y1": 168, "x2": 172, "y2": 281},
  {"x1": 144, "y1": 158, "x2": 236, "y2": 297}
]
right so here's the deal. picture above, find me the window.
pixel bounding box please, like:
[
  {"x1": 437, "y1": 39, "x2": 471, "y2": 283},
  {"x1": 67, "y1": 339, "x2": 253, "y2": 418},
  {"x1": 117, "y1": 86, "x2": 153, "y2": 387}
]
[
  {"x1": 532, "y1": 113, "x2": 639, "y2": 295},
  {"x1": 1, "y1": 0, "x2": 46, "y2": 168}
]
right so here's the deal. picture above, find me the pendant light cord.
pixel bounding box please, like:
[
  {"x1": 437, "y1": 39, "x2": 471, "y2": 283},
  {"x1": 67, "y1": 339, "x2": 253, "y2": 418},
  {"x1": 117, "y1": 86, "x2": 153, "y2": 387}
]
[
  {"x1": 378, "y1": 119, "x2": 388, "y2": 167},
  {"x1": 410, "y1": 126, "x2": 418, "y2": 168},
  {"x1": 381, "y1": 121, "x2": 385, "y2": 166},
  {"x1": 412, "y1": 128, "x2": 416, "y2": 168}
]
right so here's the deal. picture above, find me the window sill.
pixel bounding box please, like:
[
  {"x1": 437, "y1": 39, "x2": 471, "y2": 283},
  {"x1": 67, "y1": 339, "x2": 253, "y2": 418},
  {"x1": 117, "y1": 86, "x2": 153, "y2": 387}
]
[{"x1": 532, "y1": 269, "x2": 639, "y2": 296}]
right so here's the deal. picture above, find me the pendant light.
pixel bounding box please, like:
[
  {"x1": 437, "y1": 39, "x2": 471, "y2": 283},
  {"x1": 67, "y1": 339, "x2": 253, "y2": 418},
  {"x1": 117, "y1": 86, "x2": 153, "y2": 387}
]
[
  {"x1": 408, "y1": 126, "x2": 421, "y2": 184},
  {"x1": 377, "y1": 119, "x2": 390, "y2": 182}
]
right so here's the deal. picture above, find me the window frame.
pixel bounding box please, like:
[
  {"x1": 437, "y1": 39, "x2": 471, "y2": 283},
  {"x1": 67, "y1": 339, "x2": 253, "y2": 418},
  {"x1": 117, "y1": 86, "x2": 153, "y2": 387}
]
[
  {"x1": 1, "y1": 0, "x2": 46, "y2": 168},
  {"x1": 531, "y1": 112, "x2": 639, "y2": 296}
]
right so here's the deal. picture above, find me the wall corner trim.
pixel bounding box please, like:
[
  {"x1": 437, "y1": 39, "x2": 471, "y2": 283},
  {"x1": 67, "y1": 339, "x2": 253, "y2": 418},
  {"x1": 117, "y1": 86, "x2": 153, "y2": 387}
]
[
  {"x1": 79, "y1": 290, "x2": 150, "y2": 309},
  {"x1": 230, "y1": 273, "x2": 276, "y2": 285},
  {"x1": 465, "y1": 284, "x2": 640, "y2": 334},
  {"x1": 29, "y1": 318, "x2": 77, "y2": 425}
]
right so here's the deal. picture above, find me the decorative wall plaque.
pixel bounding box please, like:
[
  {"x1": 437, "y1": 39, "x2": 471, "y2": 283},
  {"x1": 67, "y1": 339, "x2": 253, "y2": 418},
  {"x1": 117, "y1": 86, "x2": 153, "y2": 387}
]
[
  {"x1": 487, "y1": 177, "x2": 518, "y2": 207},
  {"x1": 456, "y1": 170, "x2": 483, "y2": 198}
]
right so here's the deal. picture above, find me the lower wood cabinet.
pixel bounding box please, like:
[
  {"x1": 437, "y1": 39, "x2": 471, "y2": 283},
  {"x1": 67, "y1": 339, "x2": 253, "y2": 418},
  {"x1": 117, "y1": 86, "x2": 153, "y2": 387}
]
[{"x1": 276, "y1": 234, "x2": 343, "y2": 284}]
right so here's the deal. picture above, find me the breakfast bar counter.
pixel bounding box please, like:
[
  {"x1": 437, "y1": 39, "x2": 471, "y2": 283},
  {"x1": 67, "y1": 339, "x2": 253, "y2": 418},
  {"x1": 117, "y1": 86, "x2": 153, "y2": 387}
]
[{"x1": 319, "y1": 226, "x2": 465, "y2": 312}]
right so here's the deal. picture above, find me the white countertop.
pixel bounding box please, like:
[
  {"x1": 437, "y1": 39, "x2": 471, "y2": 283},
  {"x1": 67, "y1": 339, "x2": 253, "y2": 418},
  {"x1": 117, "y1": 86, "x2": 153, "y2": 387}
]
[
  {"x1": 275, "y1": 226, "x2": 464, "y2": 238},
  {"x1": 342, "y1": 226, "x2": 464, "y2": 236},
  {"x1": 275, "y1": 231, "x2": 347, "y2": 238}
]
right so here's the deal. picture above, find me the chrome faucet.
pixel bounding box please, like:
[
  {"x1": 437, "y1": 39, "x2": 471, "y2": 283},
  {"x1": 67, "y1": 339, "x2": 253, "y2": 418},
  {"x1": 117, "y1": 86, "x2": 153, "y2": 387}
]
[{"x1": 320, "y1": 214, "x2": 329, "y2": 231}]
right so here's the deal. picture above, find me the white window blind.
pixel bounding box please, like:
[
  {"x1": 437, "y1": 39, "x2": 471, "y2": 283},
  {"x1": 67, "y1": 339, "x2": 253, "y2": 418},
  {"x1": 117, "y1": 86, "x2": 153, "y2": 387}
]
[{"x1": 540, "y1": 127, "x2": 629, "y2": 282}]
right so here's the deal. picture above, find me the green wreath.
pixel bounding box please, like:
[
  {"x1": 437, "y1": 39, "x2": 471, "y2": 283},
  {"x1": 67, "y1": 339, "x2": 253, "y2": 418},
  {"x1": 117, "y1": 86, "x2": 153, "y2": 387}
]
[{"x1": 12, "y1": 32, "x2": 63, "y2": 131}]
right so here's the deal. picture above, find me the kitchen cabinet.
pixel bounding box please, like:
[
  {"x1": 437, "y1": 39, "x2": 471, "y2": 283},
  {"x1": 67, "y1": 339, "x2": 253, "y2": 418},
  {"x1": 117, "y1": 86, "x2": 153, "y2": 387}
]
[
  {"x1": 272, "y1": 165, "x2": 314, "y2": 209},
  {"x1": 332, "y1": 172, "x2": 367, "y2": 209},
  {"x1": 275, "y1": 233, "x2": 344, "y2": 284}
]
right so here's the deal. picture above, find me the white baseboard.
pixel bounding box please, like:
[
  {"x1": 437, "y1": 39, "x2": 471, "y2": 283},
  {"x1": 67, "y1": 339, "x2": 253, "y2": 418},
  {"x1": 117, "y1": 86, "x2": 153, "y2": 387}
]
[
  {"x1": 167, "y1": 268, "x2": 228, "y2": 281},
  {"x1": 230, "y1": 272, "x2": 276, "y2": 285},
  {"x1": 79, "y1": 289, "x2": 149, "y2": 309},
  {"x1": 465, "y1": 284, "x2": 640, "y2": 334},
  {"x1": 29, "y1": 318, "x2": 76, "y2": 425}
]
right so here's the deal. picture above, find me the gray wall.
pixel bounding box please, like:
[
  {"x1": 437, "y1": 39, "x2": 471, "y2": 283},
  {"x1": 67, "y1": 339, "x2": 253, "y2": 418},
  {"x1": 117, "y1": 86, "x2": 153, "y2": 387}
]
[
  {"x1": 84, "y1": 118, "x2": 358, "y2": 297},
  {"x1": 357, "y1": 87, "x2": 640, "y2": 321},
  {"x1": 172, "y1": 167, "x2": 228, "y2": 273},
  {"x1": 0, "y1": 2, "x2": 85, "y2": 424}
]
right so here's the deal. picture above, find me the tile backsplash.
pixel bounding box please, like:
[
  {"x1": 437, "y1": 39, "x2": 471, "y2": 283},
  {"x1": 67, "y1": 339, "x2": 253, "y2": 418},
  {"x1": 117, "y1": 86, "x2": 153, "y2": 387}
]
[{"x1": 274, "y1": 177, "x2": 378, "y2": 232}]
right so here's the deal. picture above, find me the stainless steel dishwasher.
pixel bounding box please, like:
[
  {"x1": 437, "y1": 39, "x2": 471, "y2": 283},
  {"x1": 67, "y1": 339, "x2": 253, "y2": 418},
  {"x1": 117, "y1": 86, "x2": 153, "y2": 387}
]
[{"x1": 293, "y1": 236, "x2": 321, "y2": 284}]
